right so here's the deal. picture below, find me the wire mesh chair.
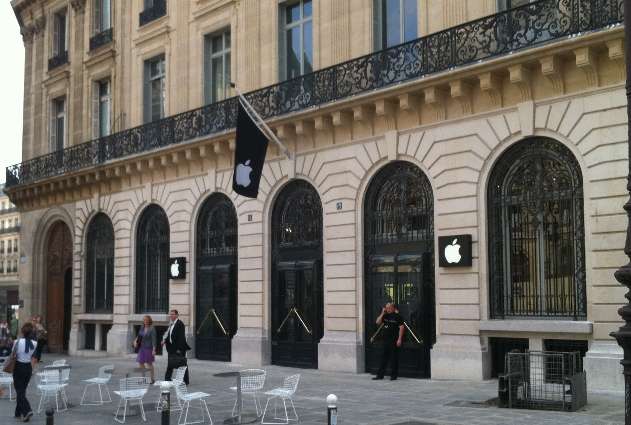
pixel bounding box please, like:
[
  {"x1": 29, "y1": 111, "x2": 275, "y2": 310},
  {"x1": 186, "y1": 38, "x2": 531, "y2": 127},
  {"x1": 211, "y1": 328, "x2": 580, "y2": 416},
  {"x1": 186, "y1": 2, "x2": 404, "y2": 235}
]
[
  {"x1": 230, "y1": 369, "x2": 266, "y2": 416},
  {"x1": 36, "y1": 369, "x2": 71, "y2": 413},
  {"x1": 154, "y1": 366, "x2": 187, "y2": 412},
  {"x1": 0, "y1": 371, "x2": 14, "y2": 401},
  {"x1": 80, "y1": 364, "x2": 114, "y2": 405},
  {"x1": 113, "y1": 377, "x2": 150, "y2": 423},
  {"x1": 51, "y1": 359, "x2": 67, "y2": 366},
  {"x1": 260, "y1": 374, "x2": 300, "y2": 425},
  {"x1": 174, "y1": 382, "x2": 213, "y2": 425}
]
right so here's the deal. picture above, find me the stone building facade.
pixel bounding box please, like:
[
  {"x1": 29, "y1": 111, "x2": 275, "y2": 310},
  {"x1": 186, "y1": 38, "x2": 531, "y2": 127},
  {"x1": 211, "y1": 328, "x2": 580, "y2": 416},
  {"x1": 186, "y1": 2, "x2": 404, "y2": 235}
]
[
  {"x1": 6, "y1": 0, "x2": 628, "y2": 390},
  {"x1": 0, "y1": 184, "x2": 20, "y2": 326}
]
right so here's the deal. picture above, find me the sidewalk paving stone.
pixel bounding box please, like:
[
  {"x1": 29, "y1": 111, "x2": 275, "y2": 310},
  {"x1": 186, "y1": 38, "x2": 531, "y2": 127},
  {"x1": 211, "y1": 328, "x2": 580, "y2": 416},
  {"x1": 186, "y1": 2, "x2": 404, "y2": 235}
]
[{"x1": 0, "y1": 354, "x2": 624, "y2": 424}]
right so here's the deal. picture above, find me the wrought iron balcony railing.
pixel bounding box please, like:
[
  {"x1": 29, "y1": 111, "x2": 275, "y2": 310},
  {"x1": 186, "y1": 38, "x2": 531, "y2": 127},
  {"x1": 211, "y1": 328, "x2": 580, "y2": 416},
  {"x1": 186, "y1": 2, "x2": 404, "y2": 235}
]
[
  {"x1": 0, "y1": 226, "x2": 20, "y2": 235},
  {"x1": 48, "y1": 50, "x2": 68, "y2": 71},
  {"x1": 6, "y1": 0, "x2": 623, "y2": 189},
  {"x1": 0, "y1": 207, "x2": 17, "y2": 215},
  {"x1": 90, "y1": 28, "x2": 114, "y2": 51},
  {"x1": 139, "y1": 0, "x2": 167, "y2": 27}
]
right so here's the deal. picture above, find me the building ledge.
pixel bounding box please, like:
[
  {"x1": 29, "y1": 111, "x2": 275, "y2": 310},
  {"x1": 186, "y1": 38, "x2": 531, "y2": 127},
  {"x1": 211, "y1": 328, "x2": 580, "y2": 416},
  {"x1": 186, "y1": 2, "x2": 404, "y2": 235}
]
[
  {"x1": 480, "y1": 319, "x2": 593, "y2": 335},
  {"x1": 75, "y1": 313, "x2": 113, "y2": 322}
]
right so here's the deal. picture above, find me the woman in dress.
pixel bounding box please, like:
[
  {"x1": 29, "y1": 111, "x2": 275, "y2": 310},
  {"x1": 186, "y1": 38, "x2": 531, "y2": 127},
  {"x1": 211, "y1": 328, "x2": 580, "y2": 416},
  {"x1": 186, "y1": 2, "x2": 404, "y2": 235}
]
[
  {"x1": 134, "y1": 315, "x2": 157, "y2": 383},
  {"x1": 12, "y1": 322, "x2": 38, "y2": 422}
]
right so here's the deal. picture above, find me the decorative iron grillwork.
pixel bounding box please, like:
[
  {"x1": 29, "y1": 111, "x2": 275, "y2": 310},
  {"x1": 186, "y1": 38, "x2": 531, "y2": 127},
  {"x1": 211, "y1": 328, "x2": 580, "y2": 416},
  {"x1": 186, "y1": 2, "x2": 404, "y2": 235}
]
[
  {"x1": 89, "y1": 28, "x2": 113, "y2": 51},
  {"x1": 48, "y1": 51, "x2": 68, "y2": 71},
  {"x1": 85, "y1": 213, "x2": 114, "y2": 313},
  {"x1": 272, "y1": 180, "x2": 323, "y2": 251},
  {"x1": 197, "y1": 194, "x2": 237, "y2": 258},
  {"x1": 488, "y1": 138, "x2": 586, "y2": 319},
  {"x1": 135, "y1": 204, "x2": 170, "y2": 313},
  {"x1": 139, "y1": 0, "x2": 167, "y2": 27},
  {"x1": 6, "y1": 0, "x2": 623, "y2": 188},
  {"x1": 364, "y1": 161, "x2": 434, "y2": 250}
]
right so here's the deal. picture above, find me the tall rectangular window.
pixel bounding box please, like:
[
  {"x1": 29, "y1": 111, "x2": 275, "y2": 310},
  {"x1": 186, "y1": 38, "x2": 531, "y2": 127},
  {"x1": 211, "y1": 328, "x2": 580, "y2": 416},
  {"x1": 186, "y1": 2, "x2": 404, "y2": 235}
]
[
  {"x1": 93, "y1": 79, "x2": 111, "y2": 137},
  {"x1": 0, "y1": 241, "x2": 4, "y2": 255},
  {"x1": 143, "y1": 55, "x2": 166, "y2": 123},
  {"x1": 280, "y1": 0, "x2": 312, "y2": 80},
  {"x1": 93, "y1": 0, "x2": 111, "y2": 33},
  {"x1": 53, "y1": 9, "x2": 68, "y2": 56},
  {"x1": 204, "y1": 30, "x2": 231, "y2": 104},
  {"x1": 50, "y1": 97, "x2": 66, "y2": 152},
  {"x1": 373, "y1": 0, "x2": 417, "y2": 50}
]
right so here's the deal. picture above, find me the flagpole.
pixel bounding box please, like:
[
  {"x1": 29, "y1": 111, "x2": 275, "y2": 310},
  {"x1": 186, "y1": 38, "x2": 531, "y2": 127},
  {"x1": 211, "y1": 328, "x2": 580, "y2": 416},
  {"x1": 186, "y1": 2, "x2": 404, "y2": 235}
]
[{"x1": 230, "y1": 83, "x2": 293, "y2": 160}]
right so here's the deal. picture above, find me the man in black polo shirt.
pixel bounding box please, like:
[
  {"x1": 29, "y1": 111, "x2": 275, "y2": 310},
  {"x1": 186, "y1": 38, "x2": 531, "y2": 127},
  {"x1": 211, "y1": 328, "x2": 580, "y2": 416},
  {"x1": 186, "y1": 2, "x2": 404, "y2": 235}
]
[{"x1": 373, "y1": 302, "x2": 405, "y2": 381}]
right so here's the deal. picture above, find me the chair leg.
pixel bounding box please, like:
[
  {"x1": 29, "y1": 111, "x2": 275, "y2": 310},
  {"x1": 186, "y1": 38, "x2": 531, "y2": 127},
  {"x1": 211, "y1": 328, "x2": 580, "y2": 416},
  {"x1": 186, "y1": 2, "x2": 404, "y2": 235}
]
[
  {"x1": 231, "y1": 396, "x2": 238, "y2": 416},
  {"x1": 260, "y1": 397, "x2": 272, "y2": 425},
  {"x1": 37, "y1": 391, "x2": 45, "y2": 413},
  {"x1": 288, "y1": 399, "x2": 298, "y2": 421},
  {"x1": 282, "y1": 398, "x2": 289, "y2": 425},
  {"x1": 202, "y1": 399, "x2": 212, "y2": 425},
  {"x1": 139, "y1": 399, "x2": 147, "y2": 422},
  {"x1": 98, "y1": 383, "x2": 104, "y2": 404},
  {"x1": 104, "y1": 384, "x2": 112, "y2": 403},
  {"x1": 80, "y1": 384, "x2": 89, "y2": 405}
]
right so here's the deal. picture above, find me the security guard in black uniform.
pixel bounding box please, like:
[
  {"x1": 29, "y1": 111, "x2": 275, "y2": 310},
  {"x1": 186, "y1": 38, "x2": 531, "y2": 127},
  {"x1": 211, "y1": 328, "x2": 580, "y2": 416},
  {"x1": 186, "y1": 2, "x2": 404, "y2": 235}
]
[{"x1": 372, "y1": 302, "x2": 405, "y2": 381}]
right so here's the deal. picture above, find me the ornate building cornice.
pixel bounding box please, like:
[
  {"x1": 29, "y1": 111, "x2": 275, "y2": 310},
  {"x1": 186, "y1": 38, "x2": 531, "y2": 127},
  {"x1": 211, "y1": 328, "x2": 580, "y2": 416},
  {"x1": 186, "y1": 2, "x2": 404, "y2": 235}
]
[{"x1": 70, "y1": 0, "x2": 87, "y2": 14}]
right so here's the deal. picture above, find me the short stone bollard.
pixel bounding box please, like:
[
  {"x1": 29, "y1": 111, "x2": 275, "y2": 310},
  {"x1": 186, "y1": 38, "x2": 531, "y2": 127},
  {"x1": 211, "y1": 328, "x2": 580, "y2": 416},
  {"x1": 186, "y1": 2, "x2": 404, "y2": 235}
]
[
  {"x1": 326, "y1": 394, "x2": 338, "y2": 425},
  {"x1": 160, "y1": 389, "x2": 170, "y2": 425},
  {"x1": 45, "y1": 408, "x2": 54, "y2": 425}
]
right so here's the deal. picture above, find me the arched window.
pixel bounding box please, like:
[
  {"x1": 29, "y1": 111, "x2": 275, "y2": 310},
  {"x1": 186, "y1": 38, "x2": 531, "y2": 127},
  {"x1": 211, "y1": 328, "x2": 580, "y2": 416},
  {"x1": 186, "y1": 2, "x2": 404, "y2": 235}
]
[
  {"x1": 85, "y1": 213, "x2": 114, "y2": 313},
  {"x1": 135, "y1": 204, "x2": 170, "y2": 313},
  {"x1": 488, "y1": 138, "x2": 586, "y2": 319}
]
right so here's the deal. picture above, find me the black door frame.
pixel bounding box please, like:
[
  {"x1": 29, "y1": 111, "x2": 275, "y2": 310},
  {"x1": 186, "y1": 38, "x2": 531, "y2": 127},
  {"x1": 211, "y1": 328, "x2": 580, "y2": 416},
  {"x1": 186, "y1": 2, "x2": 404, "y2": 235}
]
[
  {"x1": 363, "y1": 161, "x2": 436, "y2": 378},
  {"x1": 195, "y1": 194, "x2": 238, "y2": 361},
  {"x1": 270, "y1": 180, "x2": 323, "y2": 369}
]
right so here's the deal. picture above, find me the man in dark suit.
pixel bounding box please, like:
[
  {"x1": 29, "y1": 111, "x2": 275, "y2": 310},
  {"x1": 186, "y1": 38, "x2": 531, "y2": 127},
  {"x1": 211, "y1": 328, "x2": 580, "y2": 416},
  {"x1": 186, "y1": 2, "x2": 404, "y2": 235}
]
[{"x1": 161, "y1": 309, "x2": 191, "y2": 384}]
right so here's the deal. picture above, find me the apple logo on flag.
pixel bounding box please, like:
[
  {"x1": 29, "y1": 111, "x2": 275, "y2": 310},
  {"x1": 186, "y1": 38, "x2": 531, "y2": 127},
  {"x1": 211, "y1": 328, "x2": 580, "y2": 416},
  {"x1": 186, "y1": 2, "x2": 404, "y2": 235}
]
[
  {"x1": 170, "y1": 260, "x2": 180, "y2": 278},
  {"x1": 236, "y1": 160, "x2": 253, "y2": 187},
  {"x1": 444, "y1": 238, "x2": 462, "y2": 264}
]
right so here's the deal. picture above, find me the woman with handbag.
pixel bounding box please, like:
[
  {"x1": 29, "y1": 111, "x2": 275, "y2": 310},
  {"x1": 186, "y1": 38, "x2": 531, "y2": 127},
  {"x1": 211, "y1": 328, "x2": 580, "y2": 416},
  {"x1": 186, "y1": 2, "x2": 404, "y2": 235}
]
[
  {"x1": 7, "y1": 322, "x2": 37, "y2": 422},
  {"x1": 134, "y1": 315, "x2": 157, "y2": 384}
]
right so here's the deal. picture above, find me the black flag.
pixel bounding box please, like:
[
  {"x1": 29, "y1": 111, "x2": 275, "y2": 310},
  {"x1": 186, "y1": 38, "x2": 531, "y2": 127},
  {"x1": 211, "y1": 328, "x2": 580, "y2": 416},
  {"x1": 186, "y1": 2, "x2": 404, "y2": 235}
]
[{"x1": 232, "y1": 100, "x2": 269, "y2": 198}]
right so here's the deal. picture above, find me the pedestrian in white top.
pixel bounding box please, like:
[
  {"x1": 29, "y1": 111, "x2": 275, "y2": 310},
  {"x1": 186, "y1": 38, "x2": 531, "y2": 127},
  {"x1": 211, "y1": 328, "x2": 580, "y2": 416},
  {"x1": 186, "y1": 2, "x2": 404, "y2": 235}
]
[{"x1": 11, "y1": 322, "x2": 38, "y2": 422}]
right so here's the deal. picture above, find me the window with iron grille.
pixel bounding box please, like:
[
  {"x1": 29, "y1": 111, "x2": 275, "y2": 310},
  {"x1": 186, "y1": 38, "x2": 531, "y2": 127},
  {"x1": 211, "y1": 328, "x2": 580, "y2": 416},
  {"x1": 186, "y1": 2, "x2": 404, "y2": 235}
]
[
  {"x1": 85, "y1": 213, "x2": 114, "y2": 313},
  {"x1": 488, "y1": 138, "x2": 586, "y2": 319},
  {"x1": 280, "y1": 0, "x2": 312, "y2": 80},
  {"x1": 135, "y1": 205, "x2": 169, "y2": 313},
  {"x1": 197, "y1": 194, "x2": 237, "y2": 258},
  {"x1": 373, "y1": 0, "x2": 417, "y2": 50}
]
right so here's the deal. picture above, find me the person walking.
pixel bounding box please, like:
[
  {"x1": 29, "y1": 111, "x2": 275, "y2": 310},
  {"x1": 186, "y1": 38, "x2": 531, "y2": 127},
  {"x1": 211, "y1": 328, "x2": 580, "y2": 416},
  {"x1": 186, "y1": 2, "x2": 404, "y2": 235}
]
[
  {"x1": 31, "y1": 315, "x2": 47, "y2": 362},
  {"x1": 12, "y1": 322, "x2": 38, "y2": 422},
  {"x1": 134, "y1": 315, "x2": 157, "y2": 384},
  {"x1": 372, "y1": 302, "x2": 405, "y2": 381},
  {"x1": 161, "y1": 309, "x2": 190, "y2": 384}
]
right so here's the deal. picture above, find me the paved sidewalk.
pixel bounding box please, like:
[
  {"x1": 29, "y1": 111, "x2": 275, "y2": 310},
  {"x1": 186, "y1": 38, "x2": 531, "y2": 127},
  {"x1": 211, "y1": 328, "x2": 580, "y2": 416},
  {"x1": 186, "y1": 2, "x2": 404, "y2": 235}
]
[{"x1": 0, "y1": 354, "x2": 625, "y2": 424}]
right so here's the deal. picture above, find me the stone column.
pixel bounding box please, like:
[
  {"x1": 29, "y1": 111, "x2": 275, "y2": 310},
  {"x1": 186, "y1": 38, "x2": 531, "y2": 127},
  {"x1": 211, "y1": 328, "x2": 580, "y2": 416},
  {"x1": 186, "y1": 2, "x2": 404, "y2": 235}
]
[
  {"x1": 20, "y1": 27, "x2": 35, "y2": 161},
  {"x1": 31, "y1": 16, "x2": 46, "y2": 158}
]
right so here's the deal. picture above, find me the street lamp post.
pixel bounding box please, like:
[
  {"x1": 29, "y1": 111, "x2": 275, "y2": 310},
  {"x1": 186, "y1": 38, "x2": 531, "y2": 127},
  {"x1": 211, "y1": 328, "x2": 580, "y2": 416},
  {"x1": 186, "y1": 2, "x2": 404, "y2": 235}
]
[{"x1": 611, "y1": 1, "x2": 631, "y2": 424}]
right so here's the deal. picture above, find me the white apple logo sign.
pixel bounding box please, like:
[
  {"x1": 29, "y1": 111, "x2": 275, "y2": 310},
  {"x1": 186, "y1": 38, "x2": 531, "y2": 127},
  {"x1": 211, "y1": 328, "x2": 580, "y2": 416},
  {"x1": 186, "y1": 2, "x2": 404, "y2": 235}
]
[
  {"x1": 235, "y1": 160, "x2": 253, "y2": 187},
  {"x1": 171, "y1": 260, "x2": 180, "y2": 278},
  {"x1": 444, "y1": 238, "x2": 462, "y2": 264}
]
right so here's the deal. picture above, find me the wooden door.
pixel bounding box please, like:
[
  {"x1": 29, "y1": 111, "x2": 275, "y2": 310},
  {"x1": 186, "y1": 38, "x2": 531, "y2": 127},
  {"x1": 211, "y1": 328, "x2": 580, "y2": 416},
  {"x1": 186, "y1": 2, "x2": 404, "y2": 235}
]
[{"x1": 46, "y1": 222, "x2": 72, "y2": 353}]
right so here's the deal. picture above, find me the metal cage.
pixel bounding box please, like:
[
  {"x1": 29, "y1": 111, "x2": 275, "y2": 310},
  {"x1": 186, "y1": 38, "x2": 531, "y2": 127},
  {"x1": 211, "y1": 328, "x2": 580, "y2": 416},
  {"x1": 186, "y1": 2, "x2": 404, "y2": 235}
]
[{"x1": 499, "y1": 350, "x2": 587, "y2": 412}]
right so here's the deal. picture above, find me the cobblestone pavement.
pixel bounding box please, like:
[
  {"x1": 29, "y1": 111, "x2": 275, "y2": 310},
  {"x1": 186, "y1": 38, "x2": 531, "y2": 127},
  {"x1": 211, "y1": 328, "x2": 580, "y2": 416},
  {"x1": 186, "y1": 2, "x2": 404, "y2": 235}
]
[{"x1": 0, "y1": 354, "x2": 624, "y2": 424}]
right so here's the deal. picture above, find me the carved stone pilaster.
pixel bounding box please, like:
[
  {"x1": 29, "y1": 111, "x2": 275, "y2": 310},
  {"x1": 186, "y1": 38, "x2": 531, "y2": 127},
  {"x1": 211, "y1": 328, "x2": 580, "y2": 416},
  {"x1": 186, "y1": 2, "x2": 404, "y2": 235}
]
[
  {"x1": 70, "y1": 0, "x2": 87, "y2": 13},
  {"x1": 20, "y1": 25, "x2": 35, "y2": 44}
]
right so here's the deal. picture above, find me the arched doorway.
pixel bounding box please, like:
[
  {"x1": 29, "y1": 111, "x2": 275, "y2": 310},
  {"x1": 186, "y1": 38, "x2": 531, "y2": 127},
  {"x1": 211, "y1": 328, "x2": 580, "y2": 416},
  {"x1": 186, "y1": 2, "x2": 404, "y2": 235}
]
[
  {"x1": 136, "y1": 205, "x2": 170, "y2": 313},
  {"x1": 271, "y1": 180, "x2": 323, "y2": 368},
  {"x1": 195, "y1": 194, "x2": 238, "y2": 361},
  {"x1": 45, "y1": 221, "x2": 73, "y2": 353},
  {"x1": 487, "y1": 137, "x2": 586, "y2": 319},
  {"x1": 364, "y1": 161, "x2": 435, "y2": 378}
]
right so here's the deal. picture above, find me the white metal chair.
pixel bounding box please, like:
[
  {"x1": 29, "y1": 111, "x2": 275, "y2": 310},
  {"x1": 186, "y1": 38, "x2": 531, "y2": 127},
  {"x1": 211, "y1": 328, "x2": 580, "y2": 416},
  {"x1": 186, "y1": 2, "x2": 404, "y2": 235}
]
[
  {"x1": 51, "y1": 359, "x2": 67, "y2": 366},
  {"x1": 0, "y1": 371, "x2": 14, "y2": 401},
  {"x1": 154, "y1": 366, "x2": 187, "y2": 412},
  {"x1": 113, "y1": 377, "x2": 149, "y2": 423},
  {"x1": 36, "y1": 369, "x2": 70, "y2": 413},
  {"x1": 260, "y1": 374, "x2": 300, "y2": 425},
  {"x1": 230, "y1": 369, "x2": 266, "y2": 416},
  {"x1": 80, "y1": 364, "x2": 114, "y2": 405},
  {"x1": 174, "y1": 382, "x2": 212, "y2": 425}
]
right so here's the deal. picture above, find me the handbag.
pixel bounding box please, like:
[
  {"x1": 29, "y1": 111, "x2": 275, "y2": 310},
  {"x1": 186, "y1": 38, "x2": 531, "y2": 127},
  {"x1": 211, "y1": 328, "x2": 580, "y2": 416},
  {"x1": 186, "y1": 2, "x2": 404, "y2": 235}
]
[
  {"x1": 2, "y1": 340, "x2": 18, "y2": 374},
  {"x1": 133, "y1": 334, "x2": 143, "y2": 354}
]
